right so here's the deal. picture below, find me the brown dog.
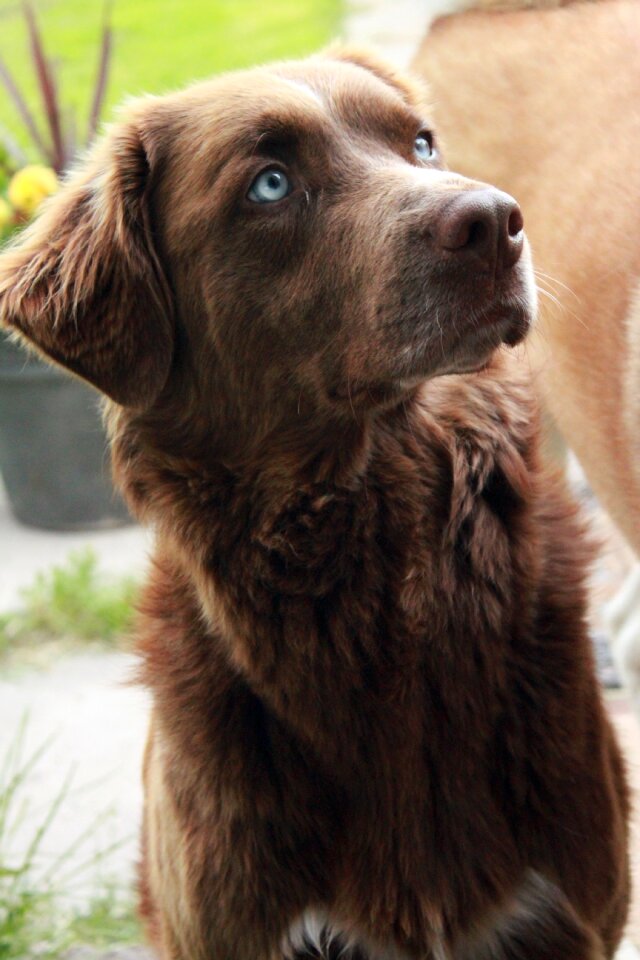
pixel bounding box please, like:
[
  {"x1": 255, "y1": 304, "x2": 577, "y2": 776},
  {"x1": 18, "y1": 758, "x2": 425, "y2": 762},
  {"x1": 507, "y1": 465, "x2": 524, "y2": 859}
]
[{"x1": 0, "y1": 49, "x2": 630, "y2": 959}]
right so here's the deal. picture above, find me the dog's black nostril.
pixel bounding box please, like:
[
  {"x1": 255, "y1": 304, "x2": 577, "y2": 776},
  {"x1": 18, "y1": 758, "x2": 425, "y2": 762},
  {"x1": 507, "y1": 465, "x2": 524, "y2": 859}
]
[
  {"x1": 508, "y1": 207, "x2": 524, "y2": 238},
  {"x1": 466, "y1": 220, "x2": 489, "y2": 250},
  {"x1": 435, "y1": 188, "x2": 524, "y2": 275}
]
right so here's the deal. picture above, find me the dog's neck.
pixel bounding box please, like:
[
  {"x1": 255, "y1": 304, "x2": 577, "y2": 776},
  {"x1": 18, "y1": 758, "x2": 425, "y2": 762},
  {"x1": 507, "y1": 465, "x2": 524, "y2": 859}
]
[
  {"x1": 129, "y1": 355, "x2": 540, "y2": 763},
  {"x1": 113, "y1": 351, "x2": 419, "y2": 507},
  {"x1": 108, "y1": 390, "x2": 396, "y2": 531},
  {"x1": 245, "y1": 413, "x2": 375, "y2": 493}
]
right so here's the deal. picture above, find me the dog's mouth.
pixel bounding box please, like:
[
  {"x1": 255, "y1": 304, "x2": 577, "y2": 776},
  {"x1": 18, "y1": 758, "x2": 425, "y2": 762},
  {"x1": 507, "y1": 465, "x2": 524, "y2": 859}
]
[
  {"x1": 448, "y1": 297, "x2": 531, "y2": 359},
  {"x1": 409, "y1": 257, "x2": 537, "y2": 371},
  {"x1": 331, "y1": 299, "x2": 532, "y2": 405},
  {"x1": 328, "y1": 257, "x2": 536, "y2": 410}
]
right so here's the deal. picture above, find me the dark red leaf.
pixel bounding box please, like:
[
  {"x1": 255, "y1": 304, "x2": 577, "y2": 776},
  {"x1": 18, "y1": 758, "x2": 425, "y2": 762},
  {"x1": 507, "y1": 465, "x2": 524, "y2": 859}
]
[
  {"x1": 23, "y1": 1, "x2": 66, "y2": 173},
  {"x1": 87, "y1": 0, "x2": 114, "y2": 145},
  {"x1": 0, "y1": 56, "x2": 52, "y2": 164}
]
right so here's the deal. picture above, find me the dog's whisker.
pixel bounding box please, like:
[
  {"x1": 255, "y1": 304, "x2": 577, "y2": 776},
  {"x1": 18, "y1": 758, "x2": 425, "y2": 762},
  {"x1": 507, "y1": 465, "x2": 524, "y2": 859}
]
[
  {"x1": 533, "y1": 269, "x2": 581, "y2": 304},
  {"x1": 347, "y1": 375, "x2": 357, "y2": 421},
  {"x1": 533, "y1": 275, "x2": 566, "y2": 302},
  {"x1": 535, "y1": 285, "x2": 589, "y2": 330},
  {"x1": 535, "y1": 285, "x2": 562, "y2": 309},
  {"x1": 433, "y1": 305, "x2": 446, "y2": 362}
]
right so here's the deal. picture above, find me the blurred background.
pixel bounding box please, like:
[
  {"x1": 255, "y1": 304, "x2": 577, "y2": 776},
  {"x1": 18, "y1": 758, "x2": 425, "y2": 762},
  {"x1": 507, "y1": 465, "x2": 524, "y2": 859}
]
[{"x1": 0, "y1": 0, "x2": 342, "y2": 148}]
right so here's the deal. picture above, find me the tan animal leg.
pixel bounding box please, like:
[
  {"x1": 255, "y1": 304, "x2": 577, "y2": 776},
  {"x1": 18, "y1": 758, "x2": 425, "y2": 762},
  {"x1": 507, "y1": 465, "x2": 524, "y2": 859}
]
[{"x1": 413, "y1": 0, "x2": 640, "y2": 555}]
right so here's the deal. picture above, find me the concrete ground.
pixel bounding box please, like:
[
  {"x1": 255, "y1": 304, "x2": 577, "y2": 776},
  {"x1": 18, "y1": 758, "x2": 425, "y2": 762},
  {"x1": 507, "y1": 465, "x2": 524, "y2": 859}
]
[
  {"x1": 0, "y1": 480, "x2": 150, "y2": 909},
  {"x1": 0, "y1": 649, "x2": 149, "y2": 908},
  {"x1": 0, "y1": 478, "x2": 151, "y2": 613}
]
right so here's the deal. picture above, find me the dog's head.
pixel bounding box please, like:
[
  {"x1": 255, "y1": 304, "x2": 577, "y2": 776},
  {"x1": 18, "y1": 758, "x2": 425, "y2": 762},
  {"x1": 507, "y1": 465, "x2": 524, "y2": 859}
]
[{"x1": 0, "y1": 50, "x2": 535, "y2": 453}]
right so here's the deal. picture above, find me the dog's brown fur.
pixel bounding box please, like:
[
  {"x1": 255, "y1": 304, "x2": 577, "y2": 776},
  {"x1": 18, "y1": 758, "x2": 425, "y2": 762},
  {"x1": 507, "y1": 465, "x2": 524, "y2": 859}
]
[{"x1": 0, "y1": 50, "x2": 630, "y2": 959}]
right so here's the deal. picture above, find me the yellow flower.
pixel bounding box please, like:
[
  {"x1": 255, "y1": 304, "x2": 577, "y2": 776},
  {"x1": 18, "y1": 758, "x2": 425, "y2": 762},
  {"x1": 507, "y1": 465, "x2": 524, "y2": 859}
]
[
  {"x1": 0, "y1": 196, "x2": 12, "y2": 229},
  {"x1": 8, "y1": 164, "x2": 59, "y2": 217}
]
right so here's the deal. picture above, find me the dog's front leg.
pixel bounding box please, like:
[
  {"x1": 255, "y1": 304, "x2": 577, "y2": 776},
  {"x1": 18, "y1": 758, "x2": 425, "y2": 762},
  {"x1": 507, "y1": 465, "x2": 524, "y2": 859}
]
[{"x1": 138, "y1": 721, "x2": 320, "y2": 960}]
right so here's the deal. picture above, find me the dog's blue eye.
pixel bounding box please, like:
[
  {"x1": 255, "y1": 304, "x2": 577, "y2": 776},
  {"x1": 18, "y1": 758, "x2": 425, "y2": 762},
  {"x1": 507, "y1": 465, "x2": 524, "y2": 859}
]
[
  {"x1": 248, "y1": 168, "x2": 291, "y2": 204},
  {"x1": 415, "y1": 132, "x2": 435, "y2": 161}
]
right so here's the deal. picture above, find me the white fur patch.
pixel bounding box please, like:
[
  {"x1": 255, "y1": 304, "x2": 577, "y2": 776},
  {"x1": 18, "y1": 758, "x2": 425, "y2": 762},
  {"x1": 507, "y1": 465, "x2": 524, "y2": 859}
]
[
  {"x1": 423, "y1": 0, "x2": 476, "y2": 21},
  {"x1": 283, "y1": 899, "x2": 640, "y2": 959},
  {"x1": 282, "y1": 909, "x2": 336, "y2": 958},
  {"x1": 282, "y1": 908, "x2": 415, "y2": 959},
  {"x1": 615, "y1": 940, "x2": 640, "y2": 960},
  {"x1": 281, "y1": 78, "x2": 326, "y2": 109}
]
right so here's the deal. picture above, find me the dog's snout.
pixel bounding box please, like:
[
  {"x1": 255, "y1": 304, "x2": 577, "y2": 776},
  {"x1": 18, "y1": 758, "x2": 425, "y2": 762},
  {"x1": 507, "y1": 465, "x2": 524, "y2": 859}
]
[{"x1": 435, "y1": 189, "x2": 524, "y2": 275}]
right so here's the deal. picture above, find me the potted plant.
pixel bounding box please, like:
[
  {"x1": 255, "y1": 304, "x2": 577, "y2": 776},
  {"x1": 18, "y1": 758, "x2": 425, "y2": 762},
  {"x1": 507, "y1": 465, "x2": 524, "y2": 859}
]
[{"x1": 0, "y1": 2, "x2": 130, "y2": 530}]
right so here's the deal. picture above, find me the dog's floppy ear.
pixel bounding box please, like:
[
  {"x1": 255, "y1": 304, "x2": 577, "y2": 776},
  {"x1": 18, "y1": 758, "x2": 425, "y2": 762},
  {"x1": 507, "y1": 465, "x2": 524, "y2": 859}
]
[{"x1": 0, "y1": 116, "x2": 174, "y2": 408}]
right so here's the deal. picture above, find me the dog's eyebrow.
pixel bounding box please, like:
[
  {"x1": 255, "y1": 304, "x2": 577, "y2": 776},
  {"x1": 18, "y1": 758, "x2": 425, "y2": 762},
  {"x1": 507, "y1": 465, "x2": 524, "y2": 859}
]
[
  {"x1": 241, "y1": 110, "x2": 328, "y2": 158},
  {"x1": 338, "y1": 96, "x2": 426, "y2": 146},
  {"x1": 244, "y1": 122, "x2": 303, "y2": 158}
]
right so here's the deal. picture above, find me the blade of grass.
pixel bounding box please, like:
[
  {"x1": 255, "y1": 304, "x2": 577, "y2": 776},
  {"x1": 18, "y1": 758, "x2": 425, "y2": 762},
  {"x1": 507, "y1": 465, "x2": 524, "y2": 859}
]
[
  {"x1": 0, "y1": 732, "x2": 56, "y2": 847},
  {"x1": 0, "y1": 714, "x2": 27, "y2": 789},
  {"x1": 7, "y1": 767, "x2": 75, "y2": 900},
  {"x1": 23, "y1": 2, "x2": 65, "y2": 173},
  {"x1": 0, "y1": 720, "x2": 140, "y2": 956},
  {"x1": 54, "y1": 835, "x2": 134, "y2": 890},
  {"x1": 40, "y1": 805, "x2": 119, "y2": 885}
]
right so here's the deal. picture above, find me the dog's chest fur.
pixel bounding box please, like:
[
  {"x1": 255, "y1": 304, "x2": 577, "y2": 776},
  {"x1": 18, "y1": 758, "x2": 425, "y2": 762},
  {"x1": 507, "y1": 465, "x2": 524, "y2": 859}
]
[{"x1": 134, "y1": 364, "x2": 572, "y2": 945}]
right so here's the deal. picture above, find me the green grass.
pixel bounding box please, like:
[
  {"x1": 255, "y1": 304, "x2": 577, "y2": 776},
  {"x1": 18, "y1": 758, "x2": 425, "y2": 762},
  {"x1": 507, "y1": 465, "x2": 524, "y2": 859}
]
[
  {"x1": 0, "y1": 719, "x2": 141, "y2": 958},
  {"x1": 0, "y1": 0, "x2": 344, "y2": 156},
  {"x1": 0, "y1": 549, "x2": 138, "y2": 661},
  {"x1": 67, "y1": 888, "x2": 141, "y2": 947}
]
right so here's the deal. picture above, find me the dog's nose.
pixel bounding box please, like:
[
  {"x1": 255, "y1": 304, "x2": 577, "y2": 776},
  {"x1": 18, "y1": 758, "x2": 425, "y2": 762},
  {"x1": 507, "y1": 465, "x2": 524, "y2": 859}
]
[{"x1": 435, "y1": 189, "x2": 524, "y2": 275}]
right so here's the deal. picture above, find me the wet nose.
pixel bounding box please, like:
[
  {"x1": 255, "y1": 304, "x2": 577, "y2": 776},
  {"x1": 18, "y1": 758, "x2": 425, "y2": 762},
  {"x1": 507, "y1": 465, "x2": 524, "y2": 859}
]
[{"x1": 435, "y1": 189, "x2": 524, "y2": 275}]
